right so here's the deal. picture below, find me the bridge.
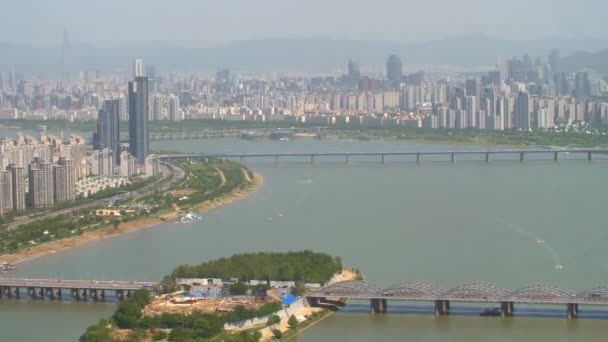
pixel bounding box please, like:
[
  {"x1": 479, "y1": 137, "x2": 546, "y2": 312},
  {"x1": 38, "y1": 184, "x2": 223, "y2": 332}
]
[
  {"x1": 306, "y1": 281, "x2": 608, "y2": 319},
  {"x1": 0, "y1": 278, "x2": 159, "y2": 302},
  {"x1": 160, "y1": 149, "x2": 608, "y2": 165}
]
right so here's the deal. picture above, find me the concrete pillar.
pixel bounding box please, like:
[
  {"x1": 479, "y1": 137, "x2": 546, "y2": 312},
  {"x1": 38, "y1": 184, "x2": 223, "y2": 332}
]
[
  {"x1": 485, "y1": 152, "x2": 490, "y2": 163},
  {"x1": 12, "y1": 287, "x2": 19, "y2": 299},
  {"x1": 370, "y1": 299, "x2": 386, "y2": 314},
  {"x1": 100, "y1": 290, "x2": 106, "y2": 302},
  {"x1": 28, "y1": 287, "x2": 38, "y2": 300},
  {"x1": 381, "y1": 155, "x2": 385, "y2": 165},
  {"x1": 416, "y1": 153, "x2": 421, "y2": 164},
  {"x1": 588, "y1": 152, "x2": 592, "y2": 161},
  {"x1": 239, "y1": 156, "x2": 245, "y2": 164},
  {"x1": 90, "y1": 289, "x2": 99, "y2": 302},
  {"x1": 520, "y1": 152, "x2": 525, "y2": 162},
  {"x1": 434, "y1": 300, "x2": 449, "y2": 316},
  {"x1": 71, "y1": 289, "x2": 80, "y2": 301},
  {"x1": 567, "y1": 303, "x2": 579, "y2": 319},
  {"x1": 274, "y1": 155, "x2": 279, "y2": 166},
  {"x1": 310, "y1": 154, "x2": 315, "y2": 165},
  {"x1": 554, "y1": 151, "x2": 559, "y2": 161},
  {"x1": 500, "y1": 301, "x2": 514, "y2": 317},
  {"x1": 346, "y1": 155, "x2": 350, "y2": 164},
  {"x1": 116, "y1": 289, "x2": 124, "y2": 302},
  {"x1": 451, "y1": 153, "x2": 455, "y2": 163}
]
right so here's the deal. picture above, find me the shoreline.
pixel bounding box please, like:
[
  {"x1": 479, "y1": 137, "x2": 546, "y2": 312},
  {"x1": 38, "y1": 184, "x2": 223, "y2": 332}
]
[{"x1": 0, "y1": 169, "x2": 264, "y2": 268}]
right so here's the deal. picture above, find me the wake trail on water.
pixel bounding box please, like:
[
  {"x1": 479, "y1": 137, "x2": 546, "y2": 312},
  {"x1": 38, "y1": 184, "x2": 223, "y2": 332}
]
[{"x1": 495, "y1": 217, "x2": 562, "y2": 267}]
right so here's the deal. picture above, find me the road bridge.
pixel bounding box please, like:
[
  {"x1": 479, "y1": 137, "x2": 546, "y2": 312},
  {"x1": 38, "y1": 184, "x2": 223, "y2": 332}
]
[
  {"x1": 160, "y1": 149, "x2": 608, "y2": 165},
  {"x1": 0, "y1": 278, "x2": 159, "y2": 302},
  {"x1": 307, "y1": 281, "x2": 608, "y2": 319}
]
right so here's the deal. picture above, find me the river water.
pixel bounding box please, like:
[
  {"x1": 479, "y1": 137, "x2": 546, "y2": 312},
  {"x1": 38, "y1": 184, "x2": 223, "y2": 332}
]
[{"x1": 1, "y1": 137, "x2": 607, "y2": 341}]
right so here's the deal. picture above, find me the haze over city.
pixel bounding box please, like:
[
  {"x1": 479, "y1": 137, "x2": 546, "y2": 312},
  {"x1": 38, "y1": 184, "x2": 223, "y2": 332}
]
[{"x1": 2, "y1": 0, "x2": 607, "y2": 46}]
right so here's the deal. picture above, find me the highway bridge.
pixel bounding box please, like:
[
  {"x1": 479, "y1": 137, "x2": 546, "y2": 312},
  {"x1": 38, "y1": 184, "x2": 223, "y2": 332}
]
[
  {"x1": 0, "y1": 278, "x2": 159, "y2": 302},
  {"x1": 160, "y1": 149, "x2": 608, "y2": 165},
  {"x1": 307, "y1": 281, "x2": 608, "y2": 319}
]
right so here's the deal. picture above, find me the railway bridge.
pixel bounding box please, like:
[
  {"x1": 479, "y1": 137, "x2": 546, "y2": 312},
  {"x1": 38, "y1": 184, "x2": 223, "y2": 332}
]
[{"x1": 306, "y1": 281, "x2": 608, "y2": 319}]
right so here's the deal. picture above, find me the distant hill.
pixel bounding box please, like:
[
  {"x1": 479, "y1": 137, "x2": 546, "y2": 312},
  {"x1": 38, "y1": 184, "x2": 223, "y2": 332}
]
[
  {"x1": 561, "y1": 49, "x2": 608, "y2": 74},
  {"x1": 1, "y1": 35, "x2": 608, "y2": 76}
]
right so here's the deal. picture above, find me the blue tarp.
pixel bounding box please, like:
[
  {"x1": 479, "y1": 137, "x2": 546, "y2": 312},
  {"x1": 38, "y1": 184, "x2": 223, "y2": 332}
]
[{"x1": 281, "y1": 295, "x2": 297, "y2": 305}]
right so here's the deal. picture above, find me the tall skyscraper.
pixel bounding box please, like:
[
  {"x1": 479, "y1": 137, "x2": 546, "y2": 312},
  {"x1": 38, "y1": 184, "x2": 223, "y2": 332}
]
[
  {"x1": 134, "y1": 59, "x2": 144, "y2": 78},
  {"x1": 7, "y1": 164, "x2": 25, "y2": 211},
  {"x1": 516, "y1": 91, "x2": 531, "y2": 130},
  {"x1": 548, "y1": 49, "x2": 561, "y2": 74},
  {"x1": 466, "y1": 96, "x2": 477, "y2": 128},
  {"x1": 97, "y1": 99, "x2": 121, "y2": 164},
  {"x1": 28, "y1": 159, "x2": 54, "y2": 209},
  {"x1": 128, "y1": 76, "x2": 149, "y2": 164},
  {"x1": 347, "y1": 59, "x2": 360, "y2": 80},
  {"x1": 61, "y1": 28, "x2": 70, "y2": 81},
  {"x1": 386, "y1": 55, "x2": 403, "y2": 83}
]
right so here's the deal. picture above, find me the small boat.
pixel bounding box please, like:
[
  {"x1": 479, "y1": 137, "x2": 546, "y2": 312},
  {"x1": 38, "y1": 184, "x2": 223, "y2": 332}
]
[
  {"x1": 555, "y1": 264, "x2": 563, "y2": 270},
  {"x1": 267, "y1": 218, "x2": 273, "y2": 221},
  {"x1": 536, "y1": 240, "x2": 545, "y2": 246},
  {"x1": 278, "y1": 214, "x2": 284, "y2": 217}
]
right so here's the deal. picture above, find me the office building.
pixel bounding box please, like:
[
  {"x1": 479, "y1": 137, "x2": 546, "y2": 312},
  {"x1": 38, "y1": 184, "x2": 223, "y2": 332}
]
[
  {"x1": 54, "y1": 157, "x2": 75, "y2": 202},
  {"x1": 168, "y1": 94, "x2": 180, "y2": 121},
  {"x1": 0, "y1": 170, "x2": 13, "y2": 213},
  {"x1": 97, "y1": 99, "x2": 121, "y2": 164},
  {"x1": 134, "y1": 58, "x2": 144, "y2": 78},
  {"x1": 516, "y1": 91, "x2": 531, "y2": 130},
  {"x1": 386, "y1": 55, "x2": 402, "y2": 83},
  {"x1": 128, "y1": 76, "x2": 149, "y2": 165}
]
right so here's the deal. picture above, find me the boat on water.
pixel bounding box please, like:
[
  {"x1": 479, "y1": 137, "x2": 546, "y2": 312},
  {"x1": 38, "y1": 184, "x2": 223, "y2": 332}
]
[
  {"x1": 0, "y1": 263, "x2": 16, "y2": 272},
  {"x1": 480, "y1": 308, "x2": 502, "y2": 317},
  {"x1": 536, "y1": 240, "x2": 545, "y2": 246},
  {"x1": 180, "y1": 212, "x2": 201, "y2": 223},
  {"x1": 555, "y1": 264, "x2": 563, "y2": 270}
]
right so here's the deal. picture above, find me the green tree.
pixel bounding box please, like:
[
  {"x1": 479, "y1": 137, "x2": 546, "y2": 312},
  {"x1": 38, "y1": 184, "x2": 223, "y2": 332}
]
[
  {"x1": 266, "y1": 315, "x2": 281, "y2": 327},
  {"x1": 272, "y1": 329, "x2": 283, "y2": 340},
  {"x1": 287, "y1": 315, "x2": 298, "y2": 330}
]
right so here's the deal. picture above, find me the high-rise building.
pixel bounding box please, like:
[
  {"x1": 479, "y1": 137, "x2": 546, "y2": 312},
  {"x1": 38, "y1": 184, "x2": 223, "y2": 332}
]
[
  {"x1": 119, "y1": 151, "x2": 137, "y2": 177},
  {"x1": 54, "y1": 157, "x2": 75, "y2": 202},
  {"x1": 516, "y1": 91, "x2": 531, "y2": 130},
  {"x1": 134, "y1": 59, "x2": 144, "y2": 78},
  {"x1": 128, "y1": 76, "x2": 149, "y2": 165},
  {"x1": 168, "y1": 94, "x2": 180, "y2": 121},
  {"x1": 7, "y1": 164, "x2": 25, "y2": 211},
  {"x1": 548, "y1": 49, "x2": 561, "y2": 74},
  {"x1": 386, "y1": 55, "x2": 403, "y2": 83},
  {"x1": 347, "y1": 59, "x2": 360, "y2": 80},
  {"x1": 466, "y1": 96, "x2": 477, "y2": 128},
  {"x1": 151, "y1": 94, "x2": 163, "y2": 121},
  {"x1": 97, "y1": 99, "x2": 121, "y2": 164},
  {"x1": 574, "y1": 72, "x2": 591, "y2": 98},
  {"x1": 28, "y1": 159, "x2": 54, "y2": 209},
  {"x1": 0, "y1": 170, "x2": 13, "y2": 213}
]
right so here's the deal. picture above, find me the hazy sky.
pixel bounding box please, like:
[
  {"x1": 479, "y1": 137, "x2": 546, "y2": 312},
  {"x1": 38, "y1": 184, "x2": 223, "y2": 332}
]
[{"x1": 1, "y1": 0, "x2": 606, "y2": 47}]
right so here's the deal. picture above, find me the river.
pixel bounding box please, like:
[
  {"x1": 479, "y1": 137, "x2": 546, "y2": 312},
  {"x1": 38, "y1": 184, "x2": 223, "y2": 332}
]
[{"x1": 1, "y1": 137, "x2": 607, "y2": 341}]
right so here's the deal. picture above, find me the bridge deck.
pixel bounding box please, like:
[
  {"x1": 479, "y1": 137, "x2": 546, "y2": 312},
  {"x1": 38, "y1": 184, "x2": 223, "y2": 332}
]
[{"x1": 0, "y1": 278, "x2": 159, "y2": 291}]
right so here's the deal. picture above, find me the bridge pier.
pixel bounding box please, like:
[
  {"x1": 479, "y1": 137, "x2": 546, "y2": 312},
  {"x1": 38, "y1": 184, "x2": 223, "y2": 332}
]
[
  {"x1": 274, "y1": 155, "x2": 279, "y2": 166},
  {"x1": 370, "y1": 298, "x2": 387, "y2": 314},
  {"x1": 310, "y1": 154, "x2": 316, "y2": 165},
  {"x1": 520, "y1": 152, "x2": 525, "y2": 162},
  {"x1": 450, "y1": 153, "x2": 455, "y2": 163},
  {"x1": 381, "y1": 155, "x2": 385, "y2": 165},
  {"x1": 27, "y1": 287, "x2": 40, "y2": 300},
  {"x1": 416, "y1": 153, "x2": 421, "y2": 164},
  {"x1": 500, "y1": 301, "x2": 514, "y2": 317},
  {"x1": 116, "y1": 289, "x2": 125, "y2": 302},
  {"x1": 346, "y1": 155, "x2": 350, "y2": 164},
  {"x1": 90, "y1": 289, "x2": 99, "y2": 302},
  {"x1": 588, "y1": 152, "x2": 592, "y2": 161},
  {"x1": 239, "y1": 156, "x2": 245, "y2": 164},
  {"x1": 567, "y1": 303, "x2": 579, "y2": 319},
  {"x1": 485, "y1": 152, "x2": 490, "y2": 163},
  {"x1": 554, "y1": 151, "x2": 559, "y2": 162},
  {"x1": 434, "y1": 300, "x2": 450, "y2": 316}
]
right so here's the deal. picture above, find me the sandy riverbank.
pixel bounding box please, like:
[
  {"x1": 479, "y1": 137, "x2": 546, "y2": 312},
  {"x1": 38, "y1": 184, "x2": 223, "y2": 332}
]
[{"x1": 0, "y1": 169, "x2": 263, "y2": 267}]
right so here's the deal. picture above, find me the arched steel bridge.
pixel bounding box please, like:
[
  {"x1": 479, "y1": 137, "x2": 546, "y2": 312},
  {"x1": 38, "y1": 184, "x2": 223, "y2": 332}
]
[{"x1": 307, "y1": 281, "x2": 608, "y2": 305}]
